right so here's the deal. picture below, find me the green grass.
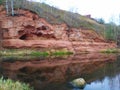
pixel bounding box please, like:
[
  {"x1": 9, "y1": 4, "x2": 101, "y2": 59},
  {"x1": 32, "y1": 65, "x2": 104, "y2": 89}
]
[
  {"x1": 100, "y1": 48, "x2": 120, "y2": 53},
  {"x1": 52, "y1": 51, "x2": 73, "y2": 56},
  {"x1": 23, "y1": 1, "x2": 104, "y2": 32},
  {"x1": 0, "y1": 49, "x2": 33, "y2": 56},
  {"x1": 0, "y1": 49, "x2": 73, "y2": 56},
  {"x1": 0, "y1": 77, "x2": 33, "y2": 90}
]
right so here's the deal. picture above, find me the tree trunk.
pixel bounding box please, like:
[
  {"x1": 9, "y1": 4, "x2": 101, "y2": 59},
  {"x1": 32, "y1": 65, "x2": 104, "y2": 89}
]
[
  {"x1": 11, "y1": 0, "x2": 14, "y2": 16},
  {"x1": 5, "y1": 0, "x2": 9, "y2": 15}
]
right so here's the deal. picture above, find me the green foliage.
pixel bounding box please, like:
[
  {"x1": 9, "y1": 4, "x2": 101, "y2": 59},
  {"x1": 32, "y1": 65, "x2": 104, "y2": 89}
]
[
  {"x1": 0, "y1": 49, "x2": 33, "y2": 56},
  {"x1": 0, "y1": 49, "x2": 73, "y2": 56},
  {"x1": 52, "y1": 51, "x2": 73, "y2": 56},
  {"x1": 0, "y1": 0, "x2": 3, "y2": 5},
  {"x1": 104, "y1": 23, "x2": 119, "y2": 41},
  {"x1": 0, "y1": 77, "x2": 33, "y2": 90}
]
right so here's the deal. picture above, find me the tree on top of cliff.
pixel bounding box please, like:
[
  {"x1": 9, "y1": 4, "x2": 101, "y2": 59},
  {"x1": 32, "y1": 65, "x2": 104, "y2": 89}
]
[
  {"x1": 2, "y1": 0, "x2": 14, "y2": 16},
  {"x1": 2, "y1": 0, "x2": 25, "y2": 16}
]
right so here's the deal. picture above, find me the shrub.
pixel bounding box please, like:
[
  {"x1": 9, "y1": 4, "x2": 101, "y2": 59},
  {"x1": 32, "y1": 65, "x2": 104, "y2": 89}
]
[{"x1": 0, "y1": 77, "x2": 33, "y2": 90}]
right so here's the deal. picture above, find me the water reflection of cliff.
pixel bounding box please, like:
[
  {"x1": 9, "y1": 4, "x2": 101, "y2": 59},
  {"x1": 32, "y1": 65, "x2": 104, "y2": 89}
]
[{"x1": 0, "y1": 53, "x2": 118, "y2": 90}]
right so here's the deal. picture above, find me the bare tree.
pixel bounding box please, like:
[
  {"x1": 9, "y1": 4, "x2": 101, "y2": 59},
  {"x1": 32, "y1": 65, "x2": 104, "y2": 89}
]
[
  {"x1": 5, "y1": 0, "x2": 15, "y2": 16},
  {"x1": 5, "y1": 0, "x2": 9, "y2": 15},
  {"x1": 11, "y1": 0, "x2": 14, "y2": 16}
]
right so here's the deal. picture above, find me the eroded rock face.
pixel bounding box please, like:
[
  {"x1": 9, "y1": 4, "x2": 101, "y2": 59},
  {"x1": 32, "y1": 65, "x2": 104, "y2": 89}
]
[{"x1": 0, "y1": 9, "x2": 116, "y2": 52}]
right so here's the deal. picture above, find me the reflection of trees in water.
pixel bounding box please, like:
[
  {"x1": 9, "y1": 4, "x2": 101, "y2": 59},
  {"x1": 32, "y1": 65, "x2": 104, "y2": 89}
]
[
  {"x1": 83, "y1": 55, "x2": 120, "y2": 90},
  {"x1": 108, "y1": 64, "x2": 116, "y2": 90},
  {"x1": 118, "y1": 74, "x2": 120, "y2": 89},
  {"x1": 107, "y1": 61, "x2": 116, "y2": 90},
  {"x1": 105, "y1": 56, "x2": 120, "y2": 90},
  {"x1": 108, "y1": 74, "x2": 120, "y2": 90},
  {"x1": 108, "y1": 78, "x2": 114, "y2": 90}
]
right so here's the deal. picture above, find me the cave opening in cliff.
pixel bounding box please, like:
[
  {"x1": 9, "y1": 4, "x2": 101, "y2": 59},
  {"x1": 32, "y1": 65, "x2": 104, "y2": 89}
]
[
  {"x1": 41, "y1": 26, "x2": 47, "y2": 30},
  {"x1": 37, "y1": 26, "x2": 47, "y2": 31},
  {"x1": 19, "y1": 34, "x2": 27, "y2": 40}
]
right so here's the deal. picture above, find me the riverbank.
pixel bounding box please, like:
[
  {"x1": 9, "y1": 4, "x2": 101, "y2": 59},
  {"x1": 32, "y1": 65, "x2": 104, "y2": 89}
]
[
  {"x1": 0, "y1": 49, "x2": 73, "y2": 56},
  {"x1": 100, "y1": 48, "x2": 120, "y2": 53},
  {"x1": 0, "y1": 48, "x2": 119, "y2": 58}
]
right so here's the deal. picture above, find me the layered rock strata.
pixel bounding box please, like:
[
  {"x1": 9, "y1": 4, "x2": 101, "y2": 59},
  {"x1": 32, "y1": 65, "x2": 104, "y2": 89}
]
[{"x1": 0, "y1": 9, "x2": 116, "y2": 53}]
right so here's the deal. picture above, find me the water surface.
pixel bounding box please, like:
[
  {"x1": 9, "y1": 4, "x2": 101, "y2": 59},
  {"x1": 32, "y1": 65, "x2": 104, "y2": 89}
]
[{"x1": 0, "y1": 53, "x2": 120, "y2": 90}]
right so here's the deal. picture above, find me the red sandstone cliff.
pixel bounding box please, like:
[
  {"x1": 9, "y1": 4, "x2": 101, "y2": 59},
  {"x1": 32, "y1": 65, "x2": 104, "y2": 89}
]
[{"x1": 0, "y1": 7, "x2": 116, "y2": 53}]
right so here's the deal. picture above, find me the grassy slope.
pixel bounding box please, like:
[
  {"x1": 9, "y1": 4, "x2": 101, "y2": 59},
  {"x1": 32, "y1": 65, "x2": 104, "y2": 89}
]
[
  {"x1": 1, "y1": 0, "x2": 104, "y2": 35},
  {"x1": 25, "y1": 2, "x2": 105, "y2": 35},
  {"x1": 24, "y1": 2, "x2": 104, "y2": 30}
]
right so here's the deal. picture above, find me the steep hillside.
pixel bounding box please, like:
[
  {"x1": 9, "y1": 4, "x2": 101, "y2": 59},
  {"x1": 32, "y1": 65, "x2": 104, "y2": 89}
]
[
  {"x1": 0, "y1": 5, "x2": 116, "y2": 53},
  {"x1": 0, "y1": 0, "x2": 117, "y2": 53},
  {"x1": 0, "y1": 0, "x2": 104, "y2": 35},
  {"x1": 25, "y1": 2, "x2": 103, "y2": 28}
]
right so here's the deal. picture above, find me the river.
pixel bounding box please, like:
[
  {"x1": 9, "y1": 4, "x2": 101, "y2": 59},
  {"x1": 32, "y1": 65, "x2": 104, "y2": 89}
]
[{"x1": 0, "y1": 53, "x2": 120, "y2": 90}]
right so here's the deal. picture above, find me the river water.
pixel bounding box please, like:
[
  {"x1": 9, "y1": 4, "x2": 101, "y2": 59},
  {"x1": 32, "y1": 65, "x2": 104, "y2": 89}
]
[{"x1": 0, "y1": 53, "x2": 120, "y2": 90}]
